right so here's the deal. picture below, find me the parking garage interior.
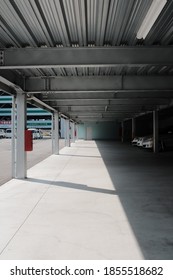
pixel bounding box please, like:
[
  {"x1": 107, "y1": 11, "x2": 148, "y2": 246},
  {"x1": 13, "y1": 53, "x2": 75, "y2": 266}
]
[{"x1": 0, "y1": 0, "x2": 173, "y2": 259}]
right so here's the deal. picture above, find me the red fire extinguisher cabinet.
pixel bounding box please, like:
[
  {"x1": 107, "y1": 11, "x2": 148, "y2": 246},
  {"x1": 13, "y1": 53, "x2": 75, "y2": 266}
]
[{"x1": 25, "y1": 130, "x2": 33, "y2": 151}]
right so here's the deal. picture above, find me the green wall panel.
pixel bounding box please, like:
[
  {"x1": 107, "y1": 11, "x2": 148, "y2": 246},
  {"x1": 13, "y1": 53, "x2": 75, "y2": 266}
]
[{"x1": 78, "y1": 122, "x2": 119, "y2": 140}]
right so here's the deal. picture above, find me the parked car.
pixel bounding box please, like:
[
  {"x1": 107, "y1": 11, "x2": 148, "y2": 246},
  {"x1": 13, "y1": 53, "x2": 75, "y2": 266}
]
[
  {"x1": 137, "y1": 137, "x2": 146, "y2": 147},
  {"x1": 0, "y1": 129, "x2": 5, "y2": 138},
  {"x1": 28, "y1": 128, "x2": 43, "y2": 139},
  {"x1": 142, "y1": 132, "x2": 173, "y2": 151},
  {"x1": 5, "y1": 129, "x2": 12, "y2": 138},
  {"x1": 142, "y1": 137, "x2": 153, "y2": 149},
  {"x1": 131, "y1": 137, "x2": 139, "y2": 146}
]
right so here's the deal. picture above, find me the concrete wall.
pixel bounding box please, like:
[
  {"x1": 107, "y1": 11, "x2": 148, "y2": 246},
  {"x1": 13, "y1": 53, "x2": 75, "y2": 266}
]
[
  {"x1": 77, "y1": 122, "x2": 119, "y2": 140},
  {"x1": 77, "y1": 124, "x2": 85, "y2": 139}
]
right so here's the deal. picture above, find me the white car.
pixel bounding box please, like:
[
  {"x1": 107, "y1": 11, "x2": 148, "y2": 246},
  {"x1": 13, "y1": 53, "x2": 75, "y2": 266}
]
[
  {"x1": 131, "y1": 137, "x2": 139, "y2": 146},
  {"x1": 0, "y1": 129, "x2": 5, "y2": 138},
  {"x1": 28, "y1": 128, "x2": 43, "y2": 139},
  {"x1": 137, "y1": 137, "x2": 145, "y2": 147},
  {"x1": 5, "y1": 129, "x2": 12, "y2": 138},
  {"x1": 142, "y1": 137, "x2": 153, "y2": 149}
]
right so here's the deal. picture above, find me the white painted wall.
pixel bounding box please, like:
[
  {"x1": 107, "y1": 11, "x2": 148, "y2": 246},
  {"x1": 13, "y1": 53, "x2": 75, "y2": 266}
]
[{"x1": 78, "y1": 122, "x2": 119, "y2": 140}]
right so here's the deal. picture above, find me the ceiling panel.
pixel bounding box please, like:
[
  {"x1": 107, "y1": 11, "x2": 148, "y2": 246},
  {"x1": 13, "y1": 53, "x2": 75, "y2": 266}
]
[{"x1": 0, "y1": 0, "x2": 173, "y2": 123}]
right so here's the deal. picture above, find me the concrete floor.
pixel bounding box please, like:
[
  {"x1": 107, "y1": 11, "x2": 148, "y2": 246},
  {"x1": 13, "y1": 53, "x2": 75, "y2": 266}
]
[{"x1": 0, "y1": 140, "x2": 173, "y2": 260}]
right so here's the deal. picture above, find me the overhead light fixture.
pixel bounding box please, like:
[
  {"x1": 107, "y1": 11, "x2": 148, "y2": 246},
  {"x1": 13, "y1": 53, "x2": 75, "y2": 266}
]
[{"x1": 137, "y1": 0, "x2": 167, "y2": 39}]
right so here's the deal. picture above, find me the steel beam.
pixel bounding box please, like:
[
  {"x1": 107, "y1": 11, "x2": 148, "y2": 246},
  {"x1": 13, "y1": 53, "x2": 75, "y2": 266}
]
[
  {"x1": 80, "y1": 119, "x2": 119, "y2": 122},
  {"x1": 115, "y1": 91, "x2": 173, "y2": 99},
  {"x1": 30, "y1": 96, "x2": 57, "y2": 113},
  {"x1": 40, "y1": 90, "x2": 173, "y2": 100},
  {"x1": 1, "y1": 47, "x2": 173, "y2": 69},
  {"x1": 70, "y1": 114, "x2": 134, "y2": 118},
  {"x1": 25, "y1": 76, "x2": 173, "y2": 92},
  {"x1": 66, "y1": 110, "x2": 147, "y2": 114},
  {"x1": 0, "y1": 80, "x2": 16, "y2": 95},
  {"x1": 26, "y1": 76, "x2": 121, "y2": 92},
  {"x1": 44, "y1": 98, "x2": 171, "y2": 106},
  {"x1": 57, "y1": 104, "x2": 157, "y2": 111},
  {"x1": 0, "y1": 70, "x2": 24, "y2": 89}
]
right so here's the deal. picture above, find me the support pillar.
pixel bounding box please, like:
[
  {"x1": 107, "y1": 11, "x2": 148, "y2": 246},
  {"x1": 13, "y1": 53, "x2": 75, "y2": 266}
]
[
  {"x1": 71, "y1": 122, "x2": 75, "y2": 143},
  {"x1": 153, "y1": 110, "x2": 159, "y2": 153},
  {"x1": 74, "y1": 123, "x2": 77, "y2": 141},
  {"x1": 63, "y1": 118, "x2": 67, "y2": 145},
  {"x1": 76, "y1": 124, "x2": 79, "y2": 140},
  {"x1": 11, "y1": 95, "x2": 17, "y2": 178},
  {"x1": 52, "y1": 111, "x2": 59, "y2": 154},
  {"x1": 68, "y1": 119, "x2": 70, "y2": 147},
  {"x1": 121, "y1": 121, "x2": 124, "y2": 143},
  {"x1": 66, "y1": 119, "x2": 70, "y2": 147},
  {"x1": 132, "y1": 118, "x2": 136, "y2": 140},
  {"x1": 15, "y1": 92, "x2": 27, "y2": 178}
]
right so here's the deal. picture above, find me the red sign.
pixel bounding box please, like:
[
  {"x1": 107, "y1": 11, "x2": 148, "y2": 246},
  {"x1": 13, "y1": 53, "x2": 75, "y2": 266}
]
[{"x1": 0, "y1": 121, "x2": 11, "y2": 124}]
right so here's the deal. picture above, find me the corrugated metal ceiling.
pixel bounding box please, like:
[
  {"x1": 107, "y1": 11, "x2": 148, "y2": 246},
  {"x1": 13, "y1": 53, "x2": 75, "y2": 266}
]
[
  {"x1": 18, "y1": 65, "x2": 173, "y2": 78},
  {"x1": 1, "y1": 0, "x2": 172, "y2": 48},
  {"x1": 0, "y1": 0, "x2": 173, "y2": 122},
  {"x1": 1, "y1": 0, "x2": 173, "y2": 77}
]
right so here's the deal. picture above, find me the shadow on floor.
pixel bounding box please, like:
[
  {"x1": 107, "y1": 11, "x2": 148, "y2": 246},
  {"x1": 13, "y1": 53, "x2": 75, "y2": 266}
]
[
  {"x1": 25, "y1": 178, "x2": 117, "y2": 196},
  {"x1": 95, "y1": 140, "x2": 173, "y2": 260},
  {"x1": 60, "y1": 154, "x2": 101, "y2": 158}
]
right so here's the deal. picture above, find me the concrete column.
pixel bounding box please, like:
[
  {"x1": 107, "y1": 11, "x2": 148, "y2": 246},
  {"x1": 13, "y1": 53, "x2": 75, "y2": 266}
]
[
  {"x1": 16, "y1": 92, "x2": 27, "y2": 178},
  {"x1": 11, "y1": 95, "x2": 17, "y2": 178},
  {"x1": 74, "y1": 123, "x2": 77, "y2": 140},
  {"x1": 153, "y1": 110, "x2": 159, "y2": 153},
  {"x1": 121, "y1": 121, "x2": 124, "y2": 143},
  {"x1": 51, "y1": 113, "x2": 54, "y2": 144},
  {"x1": 71, "y1": 122, "x2": 74, "y2": 143},
  {"x1": 62, "y1": 118, "x2": 67, "y2": 145},
  {"x1": 76, "y1": 124, "x2": 79, "y2": 140},
  {"x1": 66, "y1": 119, "x2": 70, "y2": 147},
  {"x1": 132, "y1": 118, "x2": 136, "y2": 140},
  {"x1": 71, "y1": 122, "x2": 75, "y2": 143},
  {"x1": 64, "y1": 119, "x2": 70, "y2": 147},
  {"x1": 52, "y1": 112, "x2": 59, "y2": 154}
]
